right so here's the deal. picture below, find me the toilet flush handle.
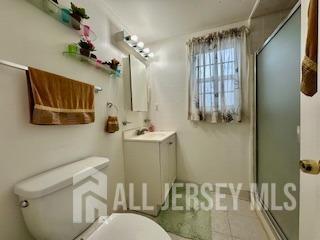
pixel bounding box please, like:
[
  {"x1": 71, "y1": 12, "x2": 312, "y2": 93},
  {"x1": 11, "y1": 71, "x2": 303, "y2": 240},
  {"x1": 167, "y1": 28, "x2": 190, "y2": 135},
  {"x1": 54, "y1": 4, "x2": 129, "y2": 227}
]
[{"x1": 20, "y1": 200, "x2": 29, "y2": 208}]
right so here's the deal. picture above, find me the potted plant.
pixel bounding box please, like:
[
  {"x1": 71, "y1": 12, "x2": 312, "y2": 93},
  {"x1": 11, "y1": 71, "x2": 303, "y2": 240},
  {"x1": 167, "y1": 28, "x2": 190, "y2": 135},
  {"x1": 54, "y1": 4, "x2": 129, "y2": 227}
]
[
  {"x1": 78, "y1": 38, "x2": 95, "y2": 57},
  {"x1": 70, "y1": 2, "x2": 89, "y2": 30},
  {"x1": 103, "y1": 58, "x2": 120, "y2": 71}
]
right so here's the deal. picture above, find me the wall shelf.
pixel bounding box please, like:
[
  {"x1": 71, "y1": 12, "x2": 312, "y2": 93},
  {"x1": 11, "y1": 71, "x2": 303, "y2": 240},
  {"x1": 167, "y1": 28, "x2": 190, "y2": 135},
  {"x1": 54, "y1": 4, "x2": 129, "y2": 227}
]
[
  {"x1": 28, "y1": 0, "x2": 97, "y2": 41},
  {"x1": 63, "y1": 52, "x2": 120, "y2": 77}
]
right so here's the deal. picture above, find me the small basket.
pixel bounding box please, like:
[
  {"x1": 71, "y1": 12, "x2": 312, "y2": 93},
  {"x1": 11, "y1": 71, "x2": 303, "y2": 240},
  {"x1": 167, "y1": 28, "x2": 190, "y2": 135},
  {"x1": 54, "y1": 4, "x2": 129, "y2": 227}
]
[{"x1": 105, "y1": 102, "x2": 119, "y2": 133}]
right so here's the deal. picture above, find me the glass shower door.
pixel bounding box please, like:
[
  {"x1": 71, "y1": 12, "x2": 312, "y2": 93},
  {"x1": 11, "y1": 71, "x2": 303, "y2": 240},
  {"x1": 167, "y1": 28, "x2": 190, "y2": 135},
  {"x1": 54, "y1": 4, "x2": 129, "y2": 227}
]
[{"x1": 256, "y1": 7, "x2": 300, "y2": 240}]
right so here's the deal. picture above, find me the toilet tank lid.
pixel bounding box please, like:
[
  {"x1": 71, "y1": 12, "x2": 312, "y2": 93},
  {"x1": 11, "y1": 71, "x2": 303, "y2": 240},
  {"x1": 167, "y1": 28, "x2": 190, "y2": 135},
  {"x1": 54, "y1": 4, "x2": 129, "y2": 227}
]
[{"x1": 14, "y1": 157, "x2": 109, "y2": 199}]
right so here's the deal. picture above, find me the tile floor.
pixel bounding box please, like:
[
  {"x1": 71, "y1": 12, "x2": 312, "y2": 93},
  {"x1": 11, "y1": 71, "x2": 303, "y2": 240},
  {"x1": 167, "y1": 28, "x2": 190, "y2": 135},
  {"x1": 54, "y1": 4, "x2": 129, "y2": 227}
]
[{"x1": 168, "y1": 194, "x2": 269, "y2": 240}]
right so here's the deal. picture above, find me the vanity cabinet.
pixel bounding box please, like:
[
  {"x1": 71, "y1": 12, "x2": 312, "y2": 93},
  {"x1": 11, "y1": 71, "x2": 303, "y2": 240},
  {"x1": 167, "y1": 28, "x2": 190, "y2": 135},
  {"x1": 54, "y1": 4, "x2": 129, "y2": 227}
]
[{"x1": 123, "y1": 132, "x2": 176, "y2": 216}]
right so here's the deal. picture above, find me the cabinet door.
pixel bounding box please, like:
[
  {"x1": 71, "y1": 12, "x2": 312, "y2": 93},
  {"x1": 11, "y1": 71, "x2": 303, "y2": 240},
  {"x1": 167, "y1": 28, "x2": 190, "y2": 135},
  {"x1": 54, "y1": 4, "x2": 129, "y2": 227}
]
[
  {"x1": 168, "y1": 135, "x2": 177, "y2": 185},
  {"x1": 160, "y1": 135, "x2": 177, "y2": 203},
  {"x1": 160, "y1": 139, "x2": 170, "y2": 203},
  {"x1": 124, "y1": 141, "x2": 162, "y2": 214}
]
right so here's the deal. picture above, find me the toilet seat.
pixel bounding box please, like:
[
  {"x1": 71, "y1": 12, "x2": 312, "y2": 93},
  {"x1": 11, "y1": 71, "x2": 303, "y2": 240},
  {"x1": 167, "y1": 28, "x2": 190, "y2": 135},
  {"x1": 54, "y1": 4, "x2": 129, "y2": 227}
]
[{"x1": 75, "y1": 214, "x2": 171, "y2": 240}]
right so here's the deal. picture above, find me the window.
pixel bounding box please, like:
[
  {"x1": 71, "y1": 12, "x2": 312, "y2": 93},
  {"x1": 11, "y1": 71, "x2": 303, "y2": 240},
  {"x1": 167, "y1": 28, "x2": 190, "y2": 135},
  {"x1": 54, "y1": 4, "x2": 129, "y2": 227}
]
[
  {"x1": 188, "y1": 27, "x2": 246, "y2": 123},
  {"x1": 195, "y1": 48, "x2": 237, "y2": 113}
]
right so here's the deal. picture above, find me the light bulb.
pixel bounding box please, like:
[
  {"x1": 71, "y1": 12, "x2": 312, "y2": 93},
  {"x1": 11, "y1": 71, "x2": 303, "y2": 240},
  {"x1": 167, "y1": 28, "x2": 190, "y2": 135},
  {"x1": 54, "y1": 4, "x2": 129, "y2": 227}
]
[
  {"x1": 143, "y1": 48, "x2": 150, "y2": 54},
  {"x1": 131, "y1": 35, "x2": 138, "y2": 42},
  {"x1": 137, "y1": 41, "x2": 144, "y2": 49},
  {"x1": 148, "y1": 52, "x2": 154, "y2": 58},
  {"x1": 125, "y1": 35, "x2": 138, "y2": 44}
]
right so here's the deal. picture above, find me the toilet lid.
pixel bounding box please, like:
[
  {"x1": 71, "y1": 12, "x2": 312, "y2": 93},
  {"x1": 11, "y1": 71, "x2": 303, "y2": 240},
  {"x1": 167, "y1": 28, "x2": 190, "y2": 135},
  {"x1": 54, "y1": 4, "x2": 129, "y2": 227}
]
[{"x1": 76, "y1": 214, "x2": 171, "y2": 240}]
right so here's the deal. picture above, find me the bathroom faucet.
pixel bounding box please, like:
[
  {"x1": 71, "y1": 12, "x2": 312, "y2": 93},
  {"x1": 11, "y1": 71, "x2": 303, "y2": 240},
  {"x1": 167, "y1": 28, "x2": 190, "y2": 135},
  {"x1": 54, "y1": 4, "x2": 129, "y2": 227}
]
[
  {"x1": 136, "y1": 128, "x2": 149, "y2": 135},
  {"x1": 122, "y1": 120, "x2": 132, "y2": 126}
]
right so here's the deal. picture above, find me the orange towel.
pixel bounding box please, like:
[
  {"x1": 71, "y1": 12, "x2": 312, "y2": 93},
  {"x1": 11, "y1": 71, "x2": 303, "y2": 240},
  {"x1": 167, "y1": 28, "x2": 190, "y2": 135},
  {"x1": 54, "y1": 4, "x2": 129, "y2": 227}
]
[
  {"x1": 27, "y1": 67, "x2": 95, "y2": 125},
  {"x1": 301, "y1": 0, "x2": 318, "y2": 96}
]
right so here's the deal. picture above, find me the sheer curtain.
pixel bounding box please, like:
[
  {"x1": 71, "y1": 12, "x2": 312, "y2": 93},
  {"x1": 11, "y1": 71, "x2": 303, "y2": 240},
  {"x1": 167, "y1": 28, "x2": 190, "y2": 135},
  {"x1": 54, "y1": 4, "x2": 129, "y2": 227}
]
[{"x1": 187, "y1": 27, "x2": 248, "y2": 123}]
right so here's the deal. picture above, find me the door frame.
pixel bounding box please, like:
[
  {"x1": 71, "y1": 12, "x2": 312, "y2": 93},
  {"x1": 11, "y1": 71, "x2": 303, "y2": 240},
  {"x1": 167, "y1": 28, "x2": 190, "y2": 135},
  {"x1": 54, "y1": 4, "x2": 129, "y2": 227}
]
[{"x1": 253, "y1": 2, "x2": 301, "y2": 239}]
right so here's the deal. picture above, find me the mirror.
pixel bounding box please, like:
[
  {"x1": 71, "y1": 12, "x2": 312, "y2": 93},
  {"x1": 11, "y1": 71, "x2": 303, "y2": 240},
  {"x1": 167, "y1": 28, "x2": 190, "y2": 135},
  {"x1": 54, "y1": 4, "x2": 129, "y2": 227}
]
[{"x1": 124, "y1": 55, "x2": 148, "y2": 112}]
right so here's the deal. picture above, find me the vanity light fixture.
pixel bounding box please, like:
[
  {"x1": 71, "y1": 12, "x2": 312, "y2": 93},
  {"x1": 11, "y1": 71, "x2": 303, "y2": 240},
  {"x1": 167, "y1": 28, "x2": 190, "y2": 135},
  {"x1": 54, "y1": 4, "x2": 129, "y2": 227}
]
[{"x1": 123, "y1": 33, "x2": 153, "y2": 61}]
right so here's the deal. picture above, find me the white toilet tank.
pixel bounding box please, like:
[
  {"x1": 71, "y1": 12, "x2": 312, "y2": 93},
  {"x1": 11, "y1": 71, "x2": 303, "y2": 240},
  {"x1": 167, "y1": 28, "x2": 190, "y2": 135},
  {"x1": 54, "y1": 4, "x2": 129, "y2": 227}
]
[{"x1": 14, "y1": 157, "x2": 109, "y2": 240}]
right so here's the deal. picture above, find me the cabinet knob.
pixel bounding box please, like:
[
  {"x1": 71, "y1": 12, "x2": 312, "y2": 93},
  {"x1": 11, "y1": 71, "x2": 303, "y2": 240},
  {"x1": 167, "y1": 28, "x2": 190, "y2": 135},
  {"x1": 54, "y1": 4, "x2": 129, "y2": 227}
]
[{"x1": 168, "y1": 142, "x2": 173, "y2": 145}]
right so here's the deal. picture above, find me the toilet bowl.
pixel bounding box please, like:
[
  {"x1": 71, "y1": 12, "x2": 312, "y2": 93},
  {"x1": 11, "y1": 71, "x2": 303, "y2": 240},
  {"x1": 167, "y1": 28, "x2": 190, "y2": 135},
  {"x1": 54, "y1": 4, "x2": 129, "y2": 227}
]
[
  {"x1": 14, "y1": 157, "x2": 171, "y2": 240},
  {"x1": 76, "y1": 214, "x2": 170, "y2": 240}
]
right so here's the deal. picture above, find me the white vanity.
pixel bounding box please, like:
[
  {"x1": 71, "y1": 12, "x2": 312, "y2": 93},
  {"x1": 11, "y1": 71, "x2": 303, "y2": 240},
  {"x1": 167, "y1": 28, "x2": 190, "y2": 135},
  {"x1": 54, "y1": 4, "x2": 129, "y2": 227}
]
[{"x1": 123, "y1": 131, "x2": 177, "y2": 216}]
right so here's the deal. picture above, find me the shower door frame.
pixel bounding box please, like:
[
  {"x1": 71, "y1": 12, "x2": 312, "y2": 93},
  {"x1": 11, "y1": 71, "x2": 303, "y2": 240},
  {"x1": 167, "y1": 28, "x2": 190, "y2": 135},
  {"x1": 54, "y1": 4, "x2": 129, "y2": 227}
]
[{"x1": 253, "y1": 2, "x2": 301, "y2": 240}]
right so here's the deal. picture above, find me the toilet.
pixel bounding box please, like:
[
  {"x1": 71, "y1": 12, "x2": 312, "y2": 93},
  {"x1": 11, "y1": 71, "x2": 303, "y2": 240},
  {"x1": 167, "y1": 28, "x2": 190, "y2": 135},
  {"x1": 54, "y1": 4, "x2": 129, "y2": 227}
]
[{"x1": 14, "y1": 157, "x2": 171, "y2": 240}]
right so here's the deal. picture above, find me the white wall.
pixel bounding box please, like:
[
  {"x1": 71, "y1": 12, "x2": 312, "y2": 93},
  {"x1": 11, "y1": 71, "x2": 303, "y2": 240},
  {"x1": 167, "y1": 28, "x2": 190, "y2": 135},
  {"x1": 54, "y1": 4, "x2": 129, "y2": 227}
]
[
  {"x1": 149, "y1": 21, "x2": 252, "y2": 190},
  {"x1": 0, "y1": 0, "x2": 145, "y2": 239}
]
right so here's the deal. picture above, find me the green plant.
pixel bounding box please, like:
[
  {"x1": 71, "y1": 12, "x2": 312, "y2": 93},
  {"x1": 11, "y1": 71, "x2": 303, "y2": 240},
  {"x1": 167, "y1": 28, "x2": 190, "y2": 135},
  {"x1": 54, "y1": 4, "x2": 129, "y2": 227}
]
[{"x1": 70, "y1": 2, "x2": 89, "y2": 19}]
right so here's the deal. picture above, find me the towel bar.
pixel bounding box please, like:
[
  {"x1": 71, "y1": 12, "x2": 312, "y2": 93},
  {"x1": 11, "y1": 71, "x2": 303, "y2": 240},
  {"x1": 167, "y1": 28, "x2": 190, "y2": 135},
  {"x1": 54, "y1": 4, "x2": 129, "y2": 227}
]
[{"x1": 0, "y1": 59, "x2": 103, "y2": 93}]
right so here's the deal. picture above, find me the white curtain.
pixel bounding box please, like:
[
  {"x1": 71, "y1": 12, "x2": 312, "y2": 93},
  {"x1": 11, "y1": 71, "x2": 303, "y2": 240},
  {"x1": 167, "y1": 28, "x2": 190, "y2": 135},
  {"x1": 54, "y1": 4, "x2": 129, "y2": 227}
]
[{"x1": 188, "y1": 27, "x2": 248, "y2": 123}]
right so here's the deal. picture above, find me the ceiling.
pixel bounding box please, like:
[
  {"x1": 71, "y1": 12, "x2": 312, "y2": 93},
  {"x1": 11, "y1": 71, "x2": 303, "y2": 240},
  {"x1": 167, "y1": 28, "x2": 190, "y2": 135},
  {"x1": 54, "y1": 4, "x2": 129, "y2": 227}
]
[
  {"x1": 104, "y1": 0, "x2": 257, "y2": 43},
  {"x1": 252, "y1": 0, "x2": 298, "y2": 18}
]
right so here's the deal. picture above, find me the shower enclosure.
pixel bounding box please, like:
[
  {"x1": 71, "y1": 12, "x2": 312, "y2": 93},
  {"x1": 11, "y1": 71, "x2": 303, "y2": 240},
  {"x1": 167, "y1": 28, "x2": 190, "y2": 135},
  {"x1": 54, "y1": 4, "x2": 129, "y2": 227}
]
[{"x1": 255, "y1": 4, "x2": 301, "y2": 240}]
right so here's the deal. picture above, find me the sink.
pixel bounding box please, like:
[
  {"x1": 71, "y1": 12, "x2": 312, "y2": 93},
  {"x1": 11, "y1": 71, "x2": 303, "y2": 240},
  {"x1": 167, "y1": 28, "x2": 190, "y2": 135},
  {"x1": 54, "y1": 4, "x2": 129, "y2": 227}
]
[
  {"x1": 124, "y1": 131, "x2": 176, "y2": 142},
  {"x1": 142, "y1": 132, "x2": 168, "y2": 138}
]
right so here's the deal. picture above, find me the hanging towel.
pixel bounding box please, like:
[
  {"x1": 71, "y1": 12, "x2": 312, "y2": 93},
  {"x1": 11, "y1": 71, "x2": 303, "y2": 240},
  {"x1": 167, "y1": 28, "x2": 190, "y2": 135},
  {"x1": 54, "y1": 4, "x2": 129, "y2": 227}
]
[
  {"x1": 27, "y1": 67, "x2": 95, "y2": 125},
  {"x1": 301, "y1": 0, "x2": 318, "y2": 96}
]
